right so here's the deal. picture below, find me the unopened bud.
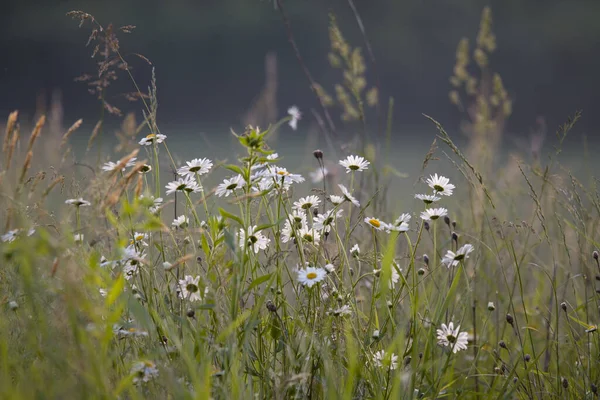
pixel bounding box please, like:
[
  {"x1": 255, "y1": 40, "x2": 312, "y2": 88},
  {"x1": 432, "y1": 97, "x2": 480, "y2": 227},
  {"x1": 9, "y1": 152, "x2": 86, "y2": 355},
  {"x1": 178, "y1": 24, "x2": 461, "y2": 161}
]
[
  {"x1": 451, "y1": 232, "x2": 458, "y2": 242},
  {"x1": 9, "y1": 301, "x2": 18, "y2": 311},
  {"x1": 506, "y1": 313, "x2": 514, "y2": 325},
  {"x1": 594, "y1": 250, "x2": 599, "y2": 260},
  {"x1": 186, "y1": 309, "x2": 195, "y2": 318},
  {"x1": 424, "y1": 221, "x2": 430, "y2": 231},
  {"x1": 562, "y1": 377, "x2": 568, "y2": 389},
  {"x1": 423, "y1": 254, "x2": 429, "y2": 266},
  {"x1": 372, "y1": 330, "x2": 380, "y2": 339},
  {"x1": 524, "y1": 354, "x2": 531, "y2": 362},
  {"x1": 487, "y1": 302, "x2": 495, "y2": 311},
  {"x1": 313, "y1": 149, "x2": 323, "y2": 160},
  {"x1": 499, "y1": 341, "x2": 507, "y2": 349},
  {"x1": 561, "y1": 302, "x2": 567, "y2": 312},
  {"x1": 266, "y1": 300, "x2": 277, "y2": 313},
  {"x1": 418, "y1": 268, "x2": 425, "y2": 276},
  {"x1": 444, "y1": 216, "x2": 450, "y2": 226}
]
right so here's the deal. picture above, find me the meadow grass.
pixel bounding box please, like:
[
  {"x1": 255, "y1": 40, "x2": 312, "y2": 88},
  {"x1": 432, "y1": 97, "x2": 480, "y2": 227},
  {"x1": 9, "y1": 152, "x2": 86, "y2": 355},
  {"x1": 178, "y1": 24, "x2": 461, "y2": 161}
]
[{"x1": 1, "y1": 7, "x2": 599, "y2": 400}]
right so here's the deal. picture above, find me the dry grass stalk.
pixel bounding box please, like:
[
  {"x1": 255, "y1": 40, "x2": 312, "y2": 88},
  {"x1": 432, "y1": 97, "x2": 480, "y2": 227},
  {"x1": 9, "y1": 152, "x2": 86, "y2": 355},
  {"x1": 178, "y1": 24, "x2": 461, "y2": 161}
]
[
  {"x1": 42, "y1": 175, "x2": 65, "y2": 200},
  {"x1": 19, "y1": 151, "x2": 33, "y2": 184},
  {"x1": 5, "y1": 128, "x2": 20, "y2": 170},
  {"x1": 3, "y1": 111, "x2": 18, "y2": 153},
  {"x1": 27, "y1": 115, "x2": 46, "y2": 153},
  {"x1": 134, "y1": 174, "x2": 143, "y2": 198},
  {"x1": 86, "y1": 120, "x2": 103, "y2": 151},
  {"x1": 60, "y1": 119, "x2": 83, "y2": 147}
]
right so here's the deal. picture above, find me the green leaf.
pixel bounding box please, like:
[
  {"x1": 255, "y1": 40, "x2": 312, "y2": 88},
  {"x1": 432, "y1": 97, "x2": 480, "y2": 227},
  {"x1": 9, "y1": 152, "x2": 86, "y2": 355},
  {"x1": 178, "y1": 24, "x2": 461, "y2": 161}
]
[
  {"x1": 224, "y1": 164, "x2": 244, "y2": 176},
  {"x1": 219, "y1": 208, "x2": 244, "y2": 226},
  {"x1": 106, "y1": 274, "x2": 125, "y2": 307},
  {"x1": 245, "y1": 273, "x2": 273, "y2": 294}
]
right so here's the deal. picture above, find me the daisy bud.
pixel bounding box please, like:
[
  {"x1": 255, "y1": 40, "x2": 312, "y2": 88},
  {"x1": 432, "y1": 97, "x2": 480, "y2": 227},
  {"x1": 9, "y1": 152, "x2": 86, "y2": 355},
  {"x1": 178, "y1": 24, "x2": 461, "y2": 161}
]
[
  {"x1": 373, "y1": 268, "x2": 381, "y2": 277},
  {"x1": 524, "y1": 354, "x2": 531, "y2": 362},
  {"x1": 499, "y1": 341, "x2": 507, "y2": 349},
  {"x1": 313, "y1": 149, "x2": 323, "y2": 160},
  {"x1": 387, "y1": 300, "x2": 393, "y2": 309},
  {"x1": 596, "y1": 275, "x2": 600, "y2": 281},
  {"x1": 594, "y1": 250, "x2": 599, "y2": 260},
  {"x1": 313, "y1": 208, "x2": 319, "y2": 217},
  {"x1": 561, "y1": 302, "x2": 567, "y2": 312},
  {"x1": 404, "y1": 356, "x2": 412, "y2": 366},
  {"x1": 9, "y1": 301, "x2": 18, "y2": 311},
  {"x1": 487, "y1": 302, "x2": 495, "y2": 311},
  {"x1": 423, "y1": 254, "x2": 429, "y2": 266},
  {"x1": 562, "y1": 377, "x2": 568, "y2": 389},
  {"x1": 506, "y1": 313, "x2": 514, "y2": 326},
  {"x1": 266, "y1": 300, "x2": 277, "y2": 313},
  {"x1": 162, "y1": 261, "x2": 174, "y2": 271},
  {"x1": 494, "y1": 367, "x2": 501, "y2": 375},
  {"x1": 444, "y1": 216, "x2": 450, "y2": 226},
  {"x1": 451, "y1": 231, "x2": 458, "y2": 242},
  {"x1": 276, "y1": 289, "x2": 282, "y2": 295},
  {"x1": 424, "y1": 221, "x2": 430, "y2": 231},
  {"x1": 196, "y1": 256, "x2": 202, "y2": 264},
  {"x1": 372, "y1": 330, "x2": 380, "y2": 339},
  {"x1": 586, "y1": 325, "x2": 597, "y2": 333},
  {"x1": 591, "y1": 383, "x2": 597, "y2": 394},
  {"x1": 418, "y1": 268, "x2": 425, "y2": 276},
  {"x1": 452, "y1": 221, "x2": 457, "y2": 229},
  {"x1": 186, "y1": 309, "x2": 195, "y2": 318},
  {"x1": 337, "y1": 294, "x2": 343, "y2": 303}
]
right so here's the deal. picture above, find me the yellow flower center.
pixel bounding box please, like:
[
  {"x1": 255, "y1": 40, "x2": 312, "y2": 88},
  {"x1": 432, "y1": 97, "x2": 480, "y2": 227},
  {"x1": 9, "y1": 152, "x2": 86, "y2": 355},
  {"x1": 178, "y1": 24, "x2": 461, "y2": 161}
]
[
  {"x1": 135, "y1": 235, "x2": 144, "y2": 241},
  {"x1": 369, "y1": 219, "x2": 381, "y2": 228},
  {"x1": 306, "y1": 272, "x2": 317, "y2": 280},
  {"x1": 277, "y1": 171, "x2": 287, "y2": 176},
  {"x1": 146, "y1": 134, "x2": 156, "y2": 139}
]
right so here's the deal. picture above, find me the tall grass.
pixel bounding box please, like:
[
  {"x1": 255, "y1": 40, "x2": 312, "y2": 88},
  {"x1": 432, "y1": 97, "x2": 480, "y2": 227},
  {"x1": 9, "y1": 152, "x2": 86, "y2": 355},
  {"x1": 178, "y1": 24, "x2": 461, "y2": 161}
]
[{"x1": 0, "y1": 7, "x2": 599, "y2": 400}]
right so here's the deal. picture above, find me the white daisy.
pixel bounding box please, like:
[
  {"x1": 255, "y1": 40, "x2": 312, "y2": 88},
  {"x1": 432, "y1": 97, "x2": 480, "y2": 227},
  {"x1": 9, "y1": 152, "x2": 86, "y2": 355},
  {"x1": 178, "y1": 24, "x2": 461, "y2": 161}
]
[
  {"x1": 281, "y1": 211, "x2": 308, "y2": 243},
  {"x1": 415, "y1": 193, "x2": 441, "y2": 204},
  {"x1": 177, "y1": 158, "x2": 213, "y2": 178},
  {"x1": 138, "y1": 133, "x2": 167, "y2": 146},
  {"x1": 216, "y1": 175, "x2": 245, "y2": 197},
  {"x1": 372, "y1": 350, "x2": 398, "y2": 370},
  {"x1": 178, "y1": 275, "x2": 205, "y2": 302},
  {"x1": 364, "y1": 217, "x2": 387, "y2": 231},
  {"x1": 297, "y1": 226, "x2": 321, "y2": 246},
  {"x1": 389, "y1": 266, "x2": 401, "y2": 289},
  {"x1": 420, "y1": 208, "x2": 448, "y2": 221},
  {"x1": 165, "y1": 175, "x2": 201, "y2": 195},
  {"x1": 339, "y1": 155, "x2": 370, "y2": 173},
  {"x1": 1, "y1": 229, "x2": 19, "y2": 243},
  {"x1": 329, "y1": 195, "x2": 344, "y2": 206},
  {"x1": 387, "y1": 213, "x2": 411, "y2": 233},
  {"x1": 102, "y1": 157, "x2": 137, "y2": 172},
  {"x1": 123, "y1": 262, "x2": 139, "y2": 280},
  {"x1": 131, "y1": 360, "x2": 160, "y2": 384},
  {"x1": 297, "y1": 266, "x2": 326, "y2": 288},
  {"x1": 323, "y1": 263, "x2": 335, "y2": 273},
  {"x1": 130, "y1": 232, "x2": 149, "y2": 247},
  {"x1": 330, "y1": 304, "x2": 352, "y2": 316},
  {"x1": 338, "y1": 184, "x2": 360, "y2": 207},
  {"x1": 436, "y1": 322, "x2": 469, "y2": 353},
  {"x1": 426, "y1": 174, "x2": 455, "y2": 197},
  {"x1": 309, "y1": 167, "x2": 329, "y2": 183},
  {"x1": 270, "y1": 167, "x2": 305, "y2": 185},
  {"x1": 314, "y1": 209, "x2": 342, "y2": 233},
  {"x1": 149, "y1": 197, "x2": 163, "y2": 214},
  {"x1": 350, "y1": 244, "x2": 360, "y2": 258},
  {"x1": 441, "y1": 244, "x2": 474, "y2": 268},
  {"x1": 172, "y1": 215, "x2": 189, "y2": 229},
  {"x1": 287, "y1": 105, "x2": 302, "y2": 130},
  {"x1": 65, "y1": 198, "x2": 91, "y2": 207},
  {"x1": 239, "y1": 225, "x2": 270, "y2": 253},
  {"x1": 293, "y1": 195, "x2": 321, "y2": 211}
]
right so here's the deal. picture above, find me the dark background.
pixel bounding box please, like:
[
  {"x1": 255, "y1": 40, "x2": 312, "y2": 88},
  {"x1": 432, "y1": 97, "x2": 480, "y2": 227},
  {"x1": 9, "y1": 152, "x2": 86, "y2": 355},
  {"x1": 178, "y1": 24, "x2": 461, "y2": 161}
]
[{"x1": 1, "y1": 0, "x2": 599, "y2": 141}]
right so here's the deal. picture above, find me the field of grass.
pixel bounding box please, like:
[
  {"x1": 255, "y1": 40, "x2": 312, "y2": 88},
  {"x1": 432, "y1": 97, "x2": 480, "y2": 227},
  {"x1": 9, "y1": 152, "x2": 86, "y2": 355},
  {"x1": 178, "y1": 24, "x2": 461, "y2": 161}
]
[{"x1": 1, "y1": 7, "x2": 599, "y2": 400}]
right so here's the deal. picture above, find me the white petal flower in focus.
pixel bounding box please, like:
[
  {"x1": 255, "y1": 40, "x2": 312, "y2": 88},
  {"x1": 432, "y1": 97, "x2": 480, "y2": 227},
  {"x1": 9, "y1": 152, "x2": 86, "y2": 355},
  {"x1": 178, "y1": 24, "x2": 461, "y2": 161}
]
[
  {"x1": 239, "y1": 225, "x2": 270, "y2": 253},
  {"x1": 415, "y1": 193, "x2": 441, "y2": 204},
  {"x1": 177, "y1": 158, "x2": 213, "y2": 178},
  {"x1": 338, "y1": 184, "x2": 360, "y2": 207},
  {"x1": 165, "y1": 175, "x2": 201, "y2": 195},
  {"x1": 178, "y1": 275, "x2": 205, "y2": 302},
  {"x1": 339, "y1": 155, "x2": 370, "y2": 173},
  {"x1": 293, "y1": 195, "x2": 321, "y2": 211},
  {"x1": 297, "y1": 266, "x2": 326, "y2": 288},
  {"x1": 216, "y1": 175, "x2": 245, "y2": 197},
  {"x1": 420, "y1": 208, "x2": 448, "y2": 221},
  {"x1": 426, "y1": 173, "x2": 455, "y2": 196},
  {"x1": 172, "y1": 215, "x2": 189, "y2": 229},
  {"x1": 138, "y1": 133, "x2": 167, "y2": 146},
  {"x1": 441, "y1": 244, "x2": 474, "y2": 268},
  {"x1": 364, "y1": 217, "x2": 387, "y2": 231},
  {"x1": 436, "y1": 322, "x2": 469, "y2": 353}
]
